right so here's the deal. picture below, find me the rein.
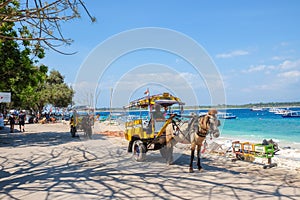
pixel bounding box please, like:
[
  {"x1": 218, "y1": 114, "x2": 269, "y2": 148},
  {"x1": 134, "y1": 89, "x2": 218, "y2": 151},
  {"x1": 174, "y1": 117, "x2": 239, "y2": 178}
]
[{"x1": 172, "y1": 114, "x2": 209, "y2": 140}]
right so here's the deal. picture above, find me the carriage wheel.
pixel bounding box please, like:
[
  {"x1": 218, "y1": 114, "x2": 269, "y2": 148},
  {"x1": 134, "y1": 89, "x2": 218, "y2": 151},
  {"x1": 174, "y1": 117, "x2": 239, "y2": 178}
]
[{"x1": 132, "y1": 140, "x2": 146, "y2": 161}]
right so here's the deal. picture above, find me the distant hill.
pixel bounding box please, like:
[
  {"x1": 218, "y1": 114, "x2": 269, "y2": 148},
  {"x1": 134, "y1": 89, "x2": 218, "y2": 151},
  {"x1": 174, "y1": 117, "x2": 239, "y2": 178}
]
[{"x1": 197, "y1": 102, "x2": 300, "y2": 109}]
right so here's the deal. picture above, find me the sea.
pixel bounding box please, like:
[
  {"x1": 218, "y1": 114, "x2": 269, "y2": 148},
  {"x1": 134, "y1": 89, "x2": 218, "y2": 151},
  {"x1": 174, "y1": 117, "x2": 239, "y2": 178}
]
[
  {"x1": 216, "y1": 108, "x2": 300, "y2": 149},
  {"x1": 96, "y1": 107, "x2": 300, "y2": 149}
]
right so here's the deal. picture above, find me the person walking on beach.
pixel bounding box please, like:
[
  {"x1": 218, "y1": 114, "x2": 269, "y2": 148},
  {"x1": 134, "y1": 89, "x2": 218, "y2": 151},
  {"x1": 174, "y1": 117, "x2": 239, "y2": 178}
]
[
  {"x1": 18, "y1": 110, "x2": 26, "y2": 132},
  {"x1": 8, "y1": 114, "x2": 15, "y2": 133}
]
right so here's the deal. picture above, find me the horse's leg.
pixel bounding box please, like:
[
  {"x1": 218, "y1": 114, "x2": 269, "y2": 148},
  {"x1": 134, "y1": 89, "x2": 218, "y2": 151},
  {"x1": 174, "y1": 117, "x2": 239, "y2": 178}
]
[
  {"x1": 197, "y1": 145, "x2": 202, "y2": 171},
  {"x1": 189, "y1": 145, "x2": 195, "y2": 173}
]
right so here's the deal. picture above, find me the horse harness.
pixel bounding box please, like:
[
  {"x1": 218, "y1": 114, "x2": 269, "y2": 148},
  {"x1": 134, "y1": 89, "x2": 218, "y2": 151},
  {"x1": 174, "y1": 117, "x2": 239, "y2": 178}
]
[
  {"x1": 171, "y1": 114, "x2": 211, "y2": 138},
  {"x1": 197, "y1": 115, "x2": 210, "y2": 138}
]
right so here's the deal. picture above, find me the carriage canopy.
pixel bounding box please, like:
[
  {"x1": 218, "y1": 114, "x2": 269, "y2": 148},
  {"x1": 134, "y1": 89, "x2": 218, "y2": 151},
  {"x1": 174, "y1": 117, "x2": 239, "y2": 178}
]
[{"x1": 123, "y1": 92, "x2": 185, "y2": 109}]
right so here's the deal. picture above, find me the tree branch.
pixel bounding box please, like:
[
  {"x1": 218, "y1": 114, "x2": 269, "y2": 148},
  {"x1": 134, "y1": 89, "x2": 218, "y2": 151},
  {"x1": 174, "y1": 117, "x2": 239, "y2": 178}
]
[{"x1": 0, "y1": 0, "x2": 95, "y2": 54}]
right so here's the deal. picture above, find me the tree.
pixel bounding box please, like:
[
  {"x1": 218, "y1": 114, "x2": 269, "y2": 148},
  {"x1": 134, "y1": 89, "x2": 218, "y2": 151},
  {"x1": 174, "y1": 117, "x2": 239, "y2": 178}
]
[
  {"x1": 0, "y1": 0, "x2": 95, "y2": 54},
  {"x1": 20, "y1": 69, "x2": 74, "y2": 114},
  {"x1": 46, "y1": 69, "x2": 74, "y2": 108},
  {"x1": 0, "y1": 33, "x2": 73, "y2": 113},
  {"x1": 0, "y1": 17, "x2": 47, "y2": 109},
  {"x1": 16, "y1": 65, "x2": 49, "y2": 111},
  {"x1": 1, "y1": 1, "x2": 78, "y2": 113}
]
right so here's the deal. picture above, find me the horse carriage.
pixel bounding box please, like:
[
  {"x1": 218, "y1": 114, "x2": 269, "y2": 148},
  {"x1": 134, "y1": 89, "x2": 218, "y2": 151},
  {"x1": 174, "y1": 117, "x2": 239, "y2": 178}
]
[
  {"x1": 123, "y1": 92, "x2": 185, "y2": 162},
  {"x1": 124, "y1": 92, "x2": 221, "y2": 172},
  {"x1": 70, "y1": 106, "x2": 94, "y2": 139}
]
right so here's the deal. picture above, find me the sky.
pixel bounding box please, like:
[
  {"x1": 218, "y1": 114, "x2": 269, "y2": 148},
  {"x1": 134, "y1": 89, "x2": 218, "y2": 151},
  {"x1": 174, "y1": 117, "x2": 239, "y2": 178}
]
[{"x1": 41, "y1": 0, "x2": 300, "y2": 108}]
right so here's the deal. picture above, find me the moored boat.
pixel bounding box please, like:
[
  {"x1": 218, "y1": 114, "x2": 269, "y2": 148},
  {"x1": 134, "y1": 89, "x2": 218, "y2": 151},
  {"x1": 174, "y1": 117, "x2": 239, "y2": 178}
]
[
  {"x1": 250, "y1": 106, "x2": 264, "y2": 111},
  {"x1": 218, "y1": 112, "x2": 237, "y2": 119},
  {"x1": 281, "y1": 111, "x2": 300, "y2": 118},
  {"x1": 274, "y1": 108, "x2": 289, "y2": 115}
]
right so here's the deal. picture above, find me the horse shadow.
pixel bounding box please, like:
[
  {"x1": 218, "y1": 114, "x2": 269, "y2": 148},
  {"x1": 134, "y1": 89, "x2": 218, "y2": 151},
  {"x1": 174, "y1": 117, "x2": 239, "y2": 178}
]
[{"x1": 143, "y1": 150, "x2": 243, "y2": 175}]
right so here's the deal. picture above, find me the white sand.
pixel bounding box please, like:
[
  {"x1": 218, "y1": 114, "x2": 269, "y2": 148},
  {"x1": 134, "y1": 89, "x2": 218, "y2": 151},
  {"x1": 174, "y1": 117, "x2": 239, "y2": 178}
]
[{"x1": 0, "y1": 122, "x2": 299, "y2": 200}]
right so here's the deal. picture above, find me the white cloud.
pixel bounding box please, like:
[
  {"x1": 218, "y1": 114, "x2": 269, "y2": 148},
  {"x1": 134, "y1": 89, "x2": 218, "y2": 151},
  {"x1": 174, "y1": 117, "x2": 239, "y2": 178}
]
[
  {"x1": 278, "y1": 70, "x2": 300, "y2": 79},
  {"x1": 279, "y1": 60, "x2": 300, "y2": 70},
  {"x1": 242, "y1": 64, "x2": 276, "y2": 73},
  {"x1": 243, "y1": 59, "x2": 300, "y2": 74},
  {"x1": 235, "y1": 59, "x2": 300, "y2": 99},
  {"x1": 216, "y1": 50, "x2": 249, "y2": 58}
]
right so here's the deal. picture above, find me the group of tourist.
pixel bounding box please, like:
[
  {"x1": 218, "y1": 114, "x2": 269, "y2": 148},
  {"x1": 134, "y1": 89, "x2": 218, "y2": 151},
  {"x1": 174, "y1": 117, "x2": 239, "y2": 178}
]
[{"x1": 8, "y1": 110, "x2": 26, "y2": 133}]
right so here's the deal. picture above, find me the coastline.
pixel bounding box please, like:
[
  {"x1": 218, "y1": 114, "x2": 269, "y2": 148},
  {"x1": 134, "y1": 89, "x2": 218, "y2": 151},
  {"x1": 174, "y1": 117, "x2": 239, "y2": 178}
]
[{"x1": 0, "y1": 122, "x2": 299, "y2": 199}]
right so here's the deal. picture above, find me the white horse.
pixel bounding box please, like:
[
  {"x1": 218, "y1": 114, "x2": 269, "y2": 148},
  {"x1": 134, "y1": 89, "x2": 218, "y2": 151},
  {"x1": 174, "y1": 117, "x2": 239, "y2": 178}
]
[{"x1": 164, "y1": 109, "x2": 221, "y2": 172}]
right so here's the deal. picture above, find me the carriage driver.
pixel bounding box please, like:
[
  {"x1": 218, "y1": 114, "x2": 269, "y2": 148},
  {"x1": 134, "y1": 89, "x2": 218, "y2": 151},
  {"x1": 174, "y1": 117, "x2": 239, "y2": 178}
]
[{"x1": 152, "y1": 104, "x2": 165, "y2": 120}]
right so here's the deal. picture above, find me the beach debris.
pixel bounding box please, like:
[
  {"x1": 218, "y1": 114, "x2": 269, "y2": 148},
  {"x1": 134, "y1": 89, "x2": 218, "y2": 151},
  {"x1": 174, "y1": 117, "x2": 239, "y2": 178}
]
[
  {"x1": 97, "y1": 131, "x2": 124, "y2": 137},
  {"x1": 231, "y1": 140, "x2": 277, "y2": 169},
  {"x1": 262, "y1": 139, "x2": 279, "y2": 153}
]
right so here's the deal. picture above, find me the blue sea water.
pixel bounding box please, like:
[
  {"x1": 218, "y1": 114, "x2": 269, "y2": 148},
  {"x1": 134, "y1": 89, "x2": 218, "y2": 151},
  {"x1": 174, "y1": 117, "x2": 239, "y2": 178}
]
[
  {"x1": 96, "y1": 107, "x2": 300, "y2": 148},
  {"x1": 217, "y1": 108, "x2": 300, "y2": 148}
]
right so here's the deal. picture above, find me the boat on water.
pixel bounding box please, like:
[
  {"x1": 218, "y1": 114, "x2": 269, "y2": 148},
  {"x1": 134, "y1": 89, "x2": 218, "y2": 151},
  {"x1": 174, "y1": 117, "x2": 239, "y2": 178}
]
[
  {"x1": 281, "y1": 111, "x2": 300, "y2": 118},
  {"x1": 269, "y1": 107, "x2": 283, "y2": 113},
  {"x1": 250, "y1": 106, "x2": 264, "y2": 111},
  {"x1": 218, "y1": 112, "x2": 237, "y2": 119},
  {"x1": 274, "y1": 109, "x2": 289, "y2": 115}
]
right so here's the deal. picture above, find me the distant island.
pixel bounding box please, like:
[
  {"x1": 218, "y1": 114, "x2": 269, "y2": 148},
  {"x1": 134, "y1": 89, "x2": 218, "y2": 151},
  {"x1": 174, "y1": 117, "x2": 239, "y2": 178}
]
[{"x1": 197, "y1": 102, "x2": 300, "y2": 109}]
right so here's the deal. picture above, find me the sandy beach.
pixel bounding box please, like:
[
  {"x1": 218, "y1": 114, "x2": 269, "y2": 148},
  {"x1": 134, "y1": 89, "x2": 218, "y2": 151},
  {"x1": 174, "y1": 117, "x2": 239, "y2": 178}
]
[{"x1": 0, "y1": 122, "x2": 299, "y2": 200}]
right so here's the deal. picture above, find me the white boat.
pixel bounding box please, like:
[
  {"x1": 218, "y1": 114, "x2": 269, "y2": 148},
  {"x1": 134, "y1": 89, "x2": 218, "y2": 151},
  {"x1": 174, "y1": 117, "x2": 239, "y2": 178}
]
[
  {"x1": 218, "y1": 112, "x2": 237, "y2": 119},
  {"x1": 250, "y1": 107, "x2": 264, "y2": 111},
  {"x1": 281, "y1": 111, "x2": 300, "y2": 118},
  {"x1": 274, "y1": 108, "x2": 289, "y2": 115}
]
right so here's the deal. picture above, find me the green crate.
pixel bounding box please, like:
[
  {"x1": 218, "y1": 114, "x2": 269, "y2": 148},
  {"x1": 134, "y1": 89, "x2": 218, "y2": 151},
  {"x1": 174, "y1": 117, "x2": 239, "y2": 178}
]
[{"x1": 254, "y1": 144, "x2": 274, "y2": 158}]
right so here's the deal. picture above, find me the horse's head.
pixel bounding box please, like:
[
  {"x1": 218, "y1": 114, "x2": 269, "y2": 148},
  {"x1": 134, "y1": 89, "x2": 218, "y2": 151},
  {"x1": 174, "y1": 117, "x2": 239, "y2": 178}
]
[
  {"x1": 207, "y1": 114, "x2": 221, "y2": 138},
  {"x1": 197, "y1": 109, "x2": 221, "y2": 138}
]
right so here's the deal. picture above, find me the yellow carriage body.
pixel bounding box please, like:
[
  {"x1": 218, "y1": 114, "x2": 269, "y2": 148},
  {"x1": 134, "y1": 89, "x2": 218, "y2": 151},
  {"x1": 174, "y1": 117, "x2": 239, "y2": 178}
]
[
  {"x1": 125, "y1": 119, "x2": 155, "y2": 141},
  {"x1": 124, "y1": 92, "x2": 184, "y2": 142},
  {"x1": 124, "y1": 92, "x2": 185, "y2": 161}
]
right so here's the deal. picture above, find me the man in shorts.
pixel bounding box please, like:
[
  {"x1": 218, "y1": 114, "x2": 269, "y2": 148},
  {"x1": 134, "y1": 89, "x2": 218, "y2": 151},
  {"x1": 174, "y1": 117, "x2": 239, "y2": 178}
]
[{"x1": 18, "y1": 110, "x2": 26, "y2": 132}]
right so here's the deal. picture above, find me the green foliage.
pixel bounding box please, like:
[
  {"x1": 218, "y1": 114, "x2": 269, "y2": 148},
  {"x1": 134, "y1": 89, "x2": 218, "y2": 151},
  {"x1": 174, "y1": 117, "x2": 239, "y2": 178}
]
[
  {"x1": 47, "y1": 70, "x2": 64, "y2": 85},
  {"x1": 44, "y1": 70, "x2": 74, "y2": 108},
  {"x1": 1, "y1": 10, "x2": 73, "y2": 113}
]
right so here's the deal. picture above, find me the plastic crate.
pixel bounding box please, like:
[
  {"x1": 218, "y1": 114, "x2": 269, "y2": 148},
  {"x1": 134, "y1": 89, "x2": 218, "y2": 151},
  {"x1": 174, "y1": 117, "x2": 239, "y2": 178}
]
[
  {"x1": 232, "y1": 141, "x2": 242, "y2": 154},
  {"x1": 254, "y1": 144, "x2": 274, "y2": 158}
]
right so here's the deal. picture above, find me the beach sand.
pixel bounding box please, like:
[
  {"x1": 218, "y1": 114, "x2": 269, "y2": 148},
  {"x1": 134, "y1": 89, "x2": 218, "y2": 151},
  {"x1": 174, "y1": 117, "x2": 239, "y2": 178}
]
[{"x1": 0, "y1": 122, "x2": 299, "y2": 200}]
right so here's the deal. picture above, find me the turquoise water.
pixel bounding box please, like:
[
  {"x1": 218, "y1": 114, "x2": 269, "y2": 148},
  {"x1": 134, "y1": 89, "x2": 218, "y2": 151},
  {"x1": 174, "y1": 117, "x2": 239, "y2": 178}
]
[
  {"x1": 97, "y1": 108, "x2": 300, "y2": 148},
  {"x1": 217, "y1": 108, "x2": 300, "y2": 148}
]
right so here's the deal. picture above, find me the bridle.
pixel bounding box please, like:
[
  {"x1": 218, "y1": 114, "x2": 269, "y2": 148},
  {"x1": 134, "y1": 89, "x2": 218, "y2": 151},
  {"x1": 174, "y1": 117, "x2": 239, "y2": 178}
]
[{"x1": 170, "y1": 113, "x2": 220, "y2": 140}]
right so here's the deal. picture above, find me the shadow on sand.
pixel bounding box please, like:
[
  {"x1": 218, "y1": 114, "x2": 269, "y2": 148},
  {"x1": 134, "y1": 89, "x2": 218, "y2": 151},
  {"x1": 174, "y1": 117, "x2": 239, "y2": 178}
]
[
  {"x1": 0, "y1": 126, "x2": 108, "y2": 148},
  {"x1": 0, "y1": 126, "x2": 299, "y2": 199}
]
